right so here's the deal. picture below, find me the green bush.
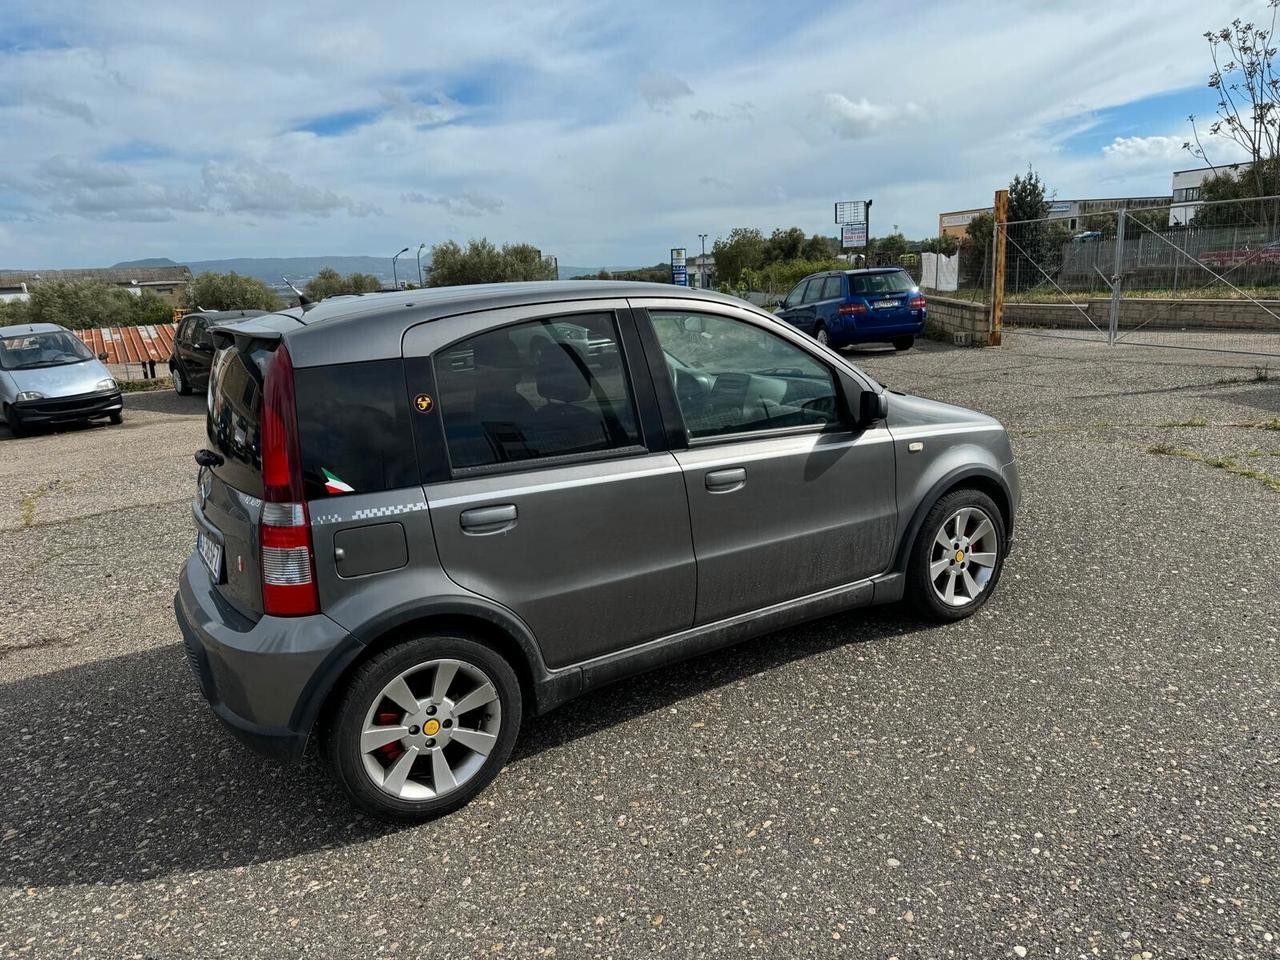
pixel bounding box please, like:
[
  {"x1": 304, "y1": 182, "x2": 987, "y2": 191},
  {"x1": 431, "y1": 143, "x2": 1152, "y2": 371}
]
[
  {"x1": 185, "y1": 272, "x2": 281, "y2": 311},
  {"x1": 0, "y1": 282, "x2": 175, "y2": 329}
]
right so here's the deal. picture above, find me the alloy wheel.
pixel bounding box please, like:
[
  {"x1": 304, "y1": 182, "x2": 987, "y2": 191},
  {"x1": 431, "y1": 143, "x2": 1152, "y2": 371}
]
[
  {"x1": 173, "y1": 367, "x2": 185, "y2": 394},
  {"x1": 359, "y1": 658, "x2": 503, "y2": 801},
  {"x1": 928, "y1": 506, "x2": 999, "y2": 607},
  {"x1": 815, "y1": 326, "x2": 830, "y2": 346}
]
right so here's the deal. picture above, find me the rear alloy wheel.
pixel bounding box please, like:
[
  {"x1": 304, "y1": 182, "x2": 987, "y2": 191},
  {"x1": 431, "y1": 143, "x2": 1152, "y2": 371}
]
[
  {"x1": 324, "y1": 635, "x2": 521, "y2": 821},
  {"x1": 906, "y1": 488, "x2": 1005, "y2": 622},
  {"x1": 172, "y1": 363, "x2": 192, "y2": 396},
  {"x1": 814, "y1": 324, "x2": 830, "y2": 347},
  {"x1": 893, "y1": 336, "x2": 915, "y2": 351}
]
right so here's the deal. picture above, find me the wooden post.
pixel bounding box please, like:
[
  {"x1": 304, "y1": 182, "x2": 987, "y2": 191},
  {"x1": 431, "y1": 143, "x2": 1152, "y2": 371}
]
[{"x1": 990, "y1": 188, "x2": 1008, "y2": 346}]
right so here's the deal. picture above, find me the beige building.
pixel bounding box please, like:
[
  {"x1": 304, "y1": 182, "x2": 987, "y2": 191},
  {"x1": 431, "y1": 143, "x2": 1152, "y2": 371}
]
[{"x1": 939, "y1": 195, "x2": 1170, "y2": 239}]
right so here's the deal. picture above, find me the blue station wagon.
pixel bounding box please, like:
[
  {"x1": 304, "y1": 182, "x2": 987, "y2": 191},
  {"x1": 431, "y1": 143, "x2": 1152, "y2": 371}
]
[{"x1": 775, "y1": 268, "x2": 926, "y2": 352}]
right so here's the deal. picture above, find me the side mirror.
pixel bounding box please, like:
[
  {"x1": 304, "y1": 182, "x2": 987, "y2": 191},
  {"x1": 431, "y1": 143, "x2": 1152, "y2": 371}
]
[
  {"x1": 97, "y1": 352, "x2": 108, "y2": 362},
  {"x1": 859, "y1": 389, "x2": 888, "y2": 426},
  {"x1": 681, "y1": 316, "x2": 706, "y2": 335}
]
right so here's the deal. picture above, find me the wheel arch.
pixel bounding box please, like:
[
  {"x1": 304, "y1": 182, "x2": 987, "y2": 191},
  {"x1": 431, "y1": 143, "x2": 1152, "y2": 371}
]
[
  {"x1": 892, "y1": 464, "x2": 1012, "y2": 574},
  {"x1": 301, "y1": 598, "x2": 580, "y2": 751}
]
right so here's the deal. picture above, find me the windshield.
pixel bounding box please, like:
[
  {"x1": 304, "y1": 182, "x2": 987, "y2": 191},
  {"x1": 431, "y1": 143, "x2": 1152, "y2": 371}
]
[{"x1": 0, "y1": 331, "x2": 95, "y2": 370}]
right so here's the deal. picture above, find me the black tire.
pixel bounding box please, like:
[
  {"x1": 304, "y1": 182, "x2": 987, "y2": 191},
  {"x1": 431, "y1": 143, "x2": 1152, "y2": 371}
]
[
  {"x1": 322, "y1": 634, "x2": 522, "y2": 822},
  {"x1": 108, "y1": 411, "x2": 123, "y2": 425},
  {"x1": 906, "y1": 487, "x2": 1006, "y2": 623},
  {"x1": 172, "y1": 362, "x2": 193, "y2": 396},
  {"x1": 4, "y1": 405, "x2": 26, "y2": 437},
  {"x1": 892, "y1": 336, "x2": 915, "y2": 352}
]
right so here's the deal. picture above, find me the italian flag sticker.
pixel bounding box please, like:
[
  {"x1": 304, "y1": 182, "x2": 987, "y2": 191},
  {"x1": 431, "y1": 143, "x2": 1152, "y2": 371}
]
[{"x1": 322, "y1": 468, "x2": 354, "y2": 495}]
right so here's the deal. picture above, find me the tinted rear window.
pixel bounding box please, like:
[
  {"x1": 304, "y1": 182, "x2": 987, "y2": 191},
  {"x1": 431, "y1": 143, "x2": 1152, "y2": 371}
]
[
  {"x1": 849, "y1": 271, "x2": 914, "y2": 296},
  {"x1": 294, "y1": 359, "x2": 417, "y2": 499},
  {"x1": 206, "y1": 344, "x2": 272, "y2": 497}
]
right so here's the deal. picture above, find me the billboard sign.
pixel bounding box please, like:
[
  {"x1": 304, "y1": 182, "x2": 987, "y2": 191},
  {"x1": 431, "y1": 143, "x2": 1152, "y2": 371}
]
[
  {"x1": 835, "y1": 200, "x2": 867, "y2": 225},
  {"x1": 670, "y1": 247, "x2": 688, "y2": 286},
  {"x1": 841, "y1": 222, "x2": 867, "y2": 249}
]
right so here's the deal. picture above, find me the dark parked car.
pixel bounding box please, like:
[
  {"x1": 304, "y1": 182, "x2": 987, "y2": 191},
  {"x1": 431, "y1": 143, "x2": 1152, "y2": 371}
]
[
  {"x1": 175, "y1": 281, "x2": 1018, "y2": 821},
  {"x1": 775, "y1": 267, "x2": 926, "y2": 351},
  {"x1": 169, "y1": 309, "x2": 265, "y2": 396}
]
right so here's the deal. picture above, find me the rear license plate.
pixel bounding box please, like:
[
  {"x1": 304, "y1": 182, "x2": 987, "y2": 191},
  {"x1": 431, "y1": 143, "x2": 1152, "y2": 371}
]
[
  {"x1": 197, "y1": 529, "x2": 223, "y2": 581},
  {"x1": 873, "y1": 299, "x2": 899, "y2": 310}
]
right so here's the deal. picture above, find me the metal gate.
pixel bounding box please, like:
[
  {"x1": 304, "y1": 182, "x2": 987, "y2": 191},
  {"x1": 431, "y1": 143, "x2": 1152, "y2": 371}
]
[{"x1": 998, "y1": 195, "x2": 1280, "y2": 359}]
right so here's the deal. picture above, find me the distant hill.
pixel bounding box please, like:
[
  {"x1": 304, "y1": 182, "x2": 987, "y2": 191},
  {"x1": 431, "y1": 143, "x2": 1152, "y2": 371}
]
[
  {"x1": 113, "y1": 255, "x2": 405, "y2": 287},
  {"x1": 113, "y1": 257, "x2": 183, "y2": 269}
]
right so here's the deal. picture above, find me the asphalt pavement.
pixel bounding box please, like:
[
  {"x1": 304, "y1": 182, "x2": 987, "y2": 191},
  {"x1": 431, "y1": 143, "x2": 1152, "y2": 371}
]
[{"x1": 1, "y1": 333, "x2": 1277, "y2": 959}]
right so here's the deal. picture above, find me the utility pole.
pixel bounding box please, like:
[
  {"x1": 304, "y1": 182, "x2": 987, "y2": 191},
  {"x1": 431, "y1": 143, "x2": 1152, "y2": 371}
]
[
  {"x1": 697, "y1": 233, "x2": 708, "y2": 287},
  {"x1": 416, "y1": 243, "x2": 426, "y2": 287},
  {"x1": 990, "y1": 189, "x2": 1008, "y2": 347}
]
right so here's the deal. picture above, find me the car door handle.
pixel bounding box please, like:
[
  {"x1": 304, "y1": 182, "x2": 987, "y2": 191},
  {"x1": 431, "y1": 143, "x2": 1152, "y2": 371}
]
[
  {"x1": 705, "y1": 467, "x2": 746, "y2": 493},
  {"x1": 459, "y1": 503, "x2": 518, "y2": 534}
]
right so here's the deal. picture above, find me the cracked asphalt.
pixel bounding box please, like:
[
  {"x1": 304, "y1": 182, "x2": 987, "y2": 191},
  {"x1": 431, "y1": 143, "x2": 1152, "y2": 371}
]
[{"x1": 1, "y1": 334, "x2": 1278, "y2": 959}]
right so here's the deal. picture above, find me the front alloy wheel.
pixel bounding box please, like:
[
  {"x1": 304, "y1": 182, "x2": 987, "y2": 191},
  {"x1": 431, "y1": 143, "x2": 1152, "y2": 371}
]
[
  {"x1": 907, "y1": 488, "x2": 1006, "y2": 621},
  {"x1": 324, "y1": 635, "x2": 521, "y2": 821}
]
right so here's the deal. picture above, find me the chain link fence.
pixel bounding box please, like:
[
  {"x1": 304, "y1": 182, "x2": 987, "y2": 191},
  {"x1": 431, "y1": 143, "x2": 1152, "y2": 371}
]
[{"x1": 999, "y1": 196, "x2": 1280, "y2": 359}]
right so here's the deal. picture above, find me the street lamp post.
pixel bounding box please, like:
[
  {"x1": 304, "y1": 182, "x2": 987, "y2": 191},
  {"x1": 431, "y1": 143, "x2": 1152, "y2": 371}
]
[
  {"x1": 416, "y1": 243, "x2": 427, "y2": 287},
  {"x1": 391, "y1": 247, "x2": 410, "y2": 289},
  {"x1": 697, "y1": 233, "x2": 708, "y2": 287}
]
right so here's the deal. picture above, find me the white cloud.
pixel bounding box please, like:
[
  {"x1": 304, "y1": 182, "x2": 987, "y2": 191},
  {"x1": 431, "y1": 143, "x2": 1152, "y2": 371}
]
[
  {"x1": 401, "y1": 190, "x2": 504, "y2": 217},
  {"x1": 1102, "y1": 135, "x2": 1188, "y2": 163},
  {"x1": 820, "y1": 94, "x2": 924, "y2": 140},
  {"x1": 201, "y1": 161, "x2": 380, "y2": 218}
]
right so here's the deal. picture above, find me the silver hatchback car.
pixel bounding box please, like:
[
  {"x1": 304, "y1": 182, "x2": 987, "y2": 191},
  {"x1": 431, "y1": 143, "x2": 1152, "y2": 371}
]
[
  {"x1": 0, "y1": 323, "x2": 122, "y2": 435},
  {"x1": 174, "y1": 282, "x2": 1019, "y2": 820}
]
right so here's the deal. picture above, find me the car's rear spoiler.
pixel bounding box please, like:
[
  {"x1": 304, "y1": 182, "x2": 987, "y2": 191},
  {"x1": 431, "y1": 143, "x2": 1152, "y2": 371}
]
[{"x1": 208, "y1": 312, "x2": 303, "y2": 352}]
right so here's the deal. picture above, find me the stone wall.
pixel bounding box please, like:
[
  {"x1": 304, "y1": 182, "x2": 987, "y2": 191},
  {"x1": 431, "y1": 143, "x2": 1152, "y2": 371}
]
[
  {"x1": 927, "y1": 295, "x2": 991, "y2": 344},
  {"x1": 1004, "y1": 298, "x2": 1280, "y2": 331}
]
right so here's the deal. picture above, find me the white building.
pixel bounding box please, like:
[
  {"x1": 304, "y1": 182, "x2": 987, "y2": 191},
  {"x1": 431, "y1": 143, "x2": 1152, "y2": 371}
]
[{"x1": 1170, "y1": 162, "x2": 1252, "y2": 225}]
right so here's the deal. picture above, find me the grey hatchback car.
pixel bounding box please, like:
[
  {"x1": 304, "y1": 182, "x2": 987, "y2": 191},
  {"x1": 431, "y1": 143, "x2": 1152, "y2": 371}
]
[{"x1": 175, "y1": 281, "x2": 1019, "y2": 820}]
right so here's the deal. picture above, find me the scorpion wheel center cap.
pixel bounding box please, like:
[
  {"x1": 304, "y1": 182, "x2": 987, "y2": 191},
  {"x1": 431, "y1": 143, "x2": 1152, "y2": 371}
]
[
  {"x1": 954, "y1": 549, "x2": 966, "y2": 564},
  {"x1": 422, "y1": 718, "x2": 441, "y2": 737}
]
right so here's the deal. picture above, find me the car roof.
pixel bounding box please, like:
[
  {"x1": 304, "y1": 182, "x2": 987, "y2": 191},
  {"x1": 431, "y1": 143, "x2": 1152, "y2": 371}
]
[
  {"x1": 224, "y1": 280, "x2": 762, "y2": 368},
  {"x1": 185, "y1": 309, "x2": 268, "y2": 321},
  {"x1": 844, "y1": 267, "x2": 906, "y2": 275},
  {"x1": 0, "y1": 321, "x2": 66, "y2": 337}
]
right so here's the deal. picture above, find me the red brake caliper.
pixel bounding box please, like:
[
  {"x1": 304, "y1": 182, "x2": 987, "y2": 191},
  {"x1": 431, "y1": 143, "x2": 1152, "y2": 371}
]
[{"x1": 375, "y1": 710, "x2": 404, "y2": 763}]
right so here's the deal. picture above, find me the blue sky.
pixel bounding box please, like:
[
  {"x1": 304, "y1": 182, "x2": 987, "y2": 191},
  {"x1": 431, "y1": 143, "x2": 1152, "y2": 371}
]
[{"x1": 0, "y1": 0, "x2": 1261, "y2": 268}]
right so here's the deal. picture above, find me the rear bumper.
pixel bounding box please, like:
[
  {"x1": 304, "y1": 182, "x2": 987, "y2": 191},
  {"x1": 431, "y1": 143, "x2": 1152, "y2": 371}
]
[
  {"x1": 174, "y1": 555, "x2": 360, "y2": 761},
  {"x1": 11, "y1": 390, "x2": 122, "y2": 424},
  {"x1": 832, "y1": 313, "x2": 926, "y2": 345}
]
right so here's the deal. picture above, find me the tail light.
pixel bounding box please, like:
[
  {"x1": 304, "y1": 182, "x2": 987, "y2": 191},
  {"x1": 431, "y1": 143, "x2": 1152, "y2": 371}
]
[
  {"x1": 259, "y1": 344, "x2": 318, "y2": 617},
  {"x1": 909, "y1": 295, "x2": 927, "y2": 310},
  {"x1": 837, "y1": 302, "x2": 868, "y2": 316}
]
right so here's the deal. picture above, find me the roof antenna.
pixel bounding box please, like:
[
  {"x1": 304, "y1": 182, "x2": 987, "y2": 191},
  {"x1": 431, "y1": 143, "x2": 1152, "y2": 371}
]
[{"x1": 283, "y1": 276, "x2": 314, "y2": 310}]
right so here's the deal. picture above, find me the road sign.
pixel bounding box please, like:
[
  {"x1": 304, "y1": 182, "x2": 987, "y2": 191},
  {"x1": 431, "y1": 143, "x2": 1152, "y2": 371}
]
[
  {"x1": 841, "y1": 222, "x2": 867, "y2": 249},
  {"x1": 670, "y1": 247, "x2": 688, "y2": 287},
  {"x1": 835, "y1": 200, "x2": 867, "y2": 225}
]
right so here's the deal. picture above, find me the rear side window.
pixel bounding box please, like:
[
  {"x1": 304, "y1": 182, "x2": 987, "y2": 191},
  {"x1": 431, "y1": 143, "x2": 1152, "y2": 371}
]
[
  {"x1": 434, "y1": 313, "x2": 641, "y2": 470},
  {"x1": 849, "y1": 271, "x2": 914, "y2": 296},
  {"x1": 294, "y1": 359, "x2": 417, "y2": 499},
  {"x1": 820, "y1": 275, "x2": 843, "y2": 300},
  {"x1": 206, "y1": 344, "x2": 272, "y2": 497}
]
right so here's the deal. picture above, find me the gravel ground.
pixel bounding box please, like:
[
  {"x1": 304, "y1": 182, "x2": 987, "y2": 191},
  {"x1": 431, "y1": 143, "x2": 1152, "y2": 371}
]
[{"x1": 1, "y1": 337, "x2": 1277, "y2": 960}]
